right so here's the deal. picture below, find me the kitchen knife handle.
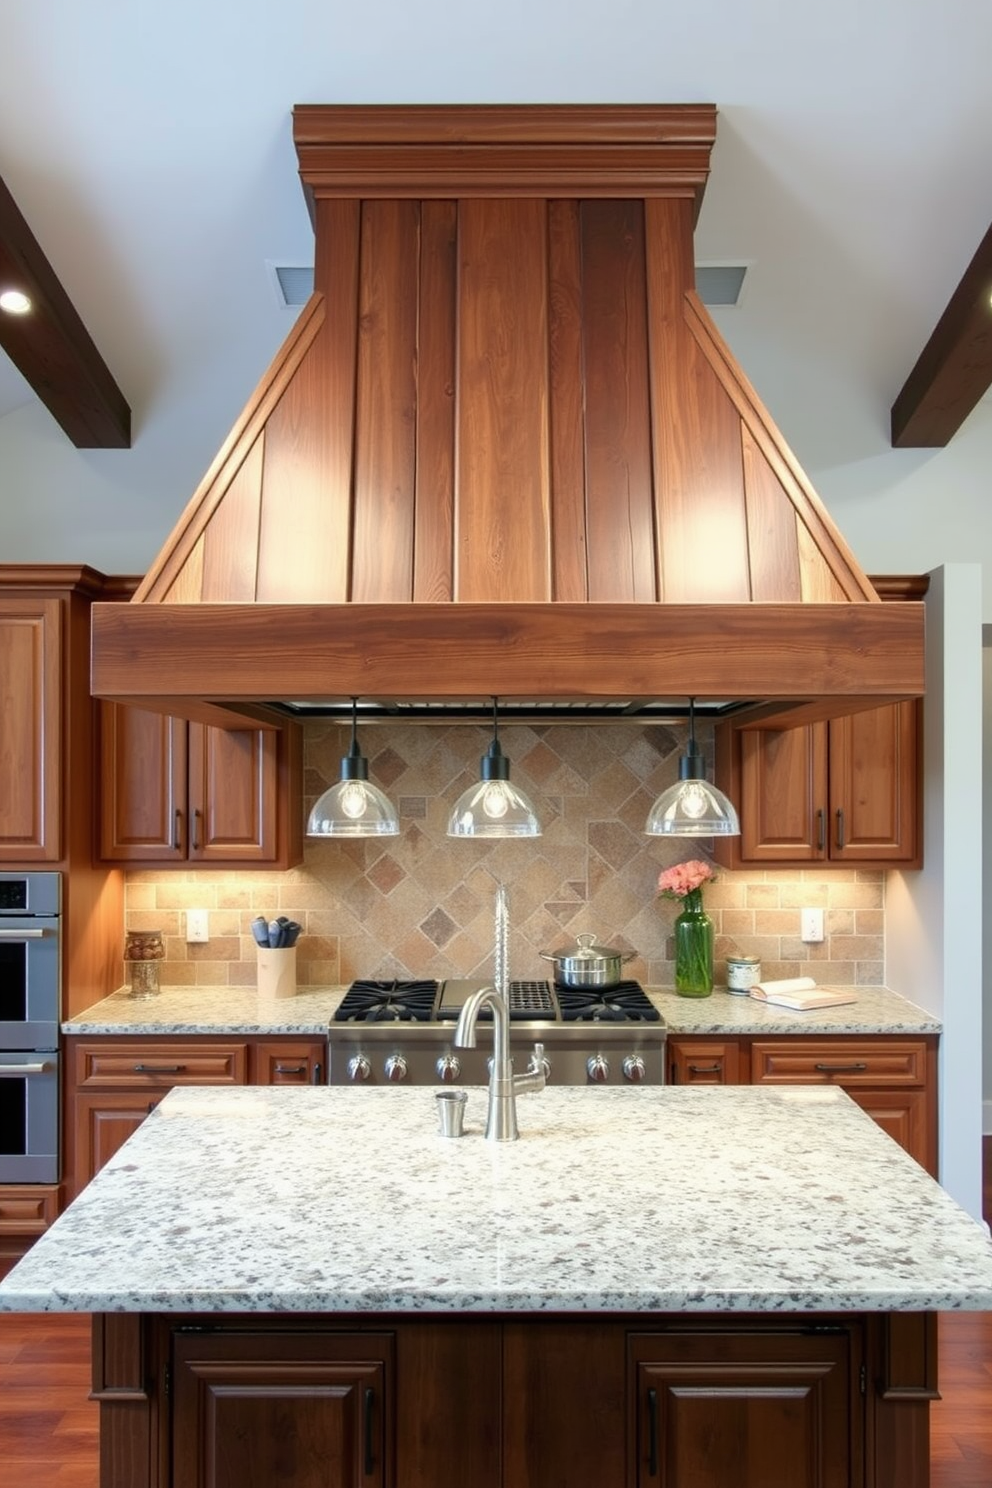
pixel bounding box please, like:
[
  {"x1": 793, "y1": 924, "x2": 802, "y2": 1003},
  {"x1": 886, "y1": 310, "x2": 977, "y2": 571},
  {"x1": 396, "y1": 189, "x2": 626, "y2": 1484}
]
[
  {"x1": 835, "y1": 807, "x2": 845, "y2": 850},
  {"x1": 816, "y1": 808, "x2": 825, "y2": 852},
  {"x1": 647, "y1": 1387, "x2": 659, "y2": 1476},
  {"x1": 174, "y1": 808, "x2": 182, "y2": 851},
  {"x1": 191, "y1": 808, "x2": 202, "y2": 851},
  {"x1": 364, "y1": 1386, "x2": 375, "y2": 1476}
]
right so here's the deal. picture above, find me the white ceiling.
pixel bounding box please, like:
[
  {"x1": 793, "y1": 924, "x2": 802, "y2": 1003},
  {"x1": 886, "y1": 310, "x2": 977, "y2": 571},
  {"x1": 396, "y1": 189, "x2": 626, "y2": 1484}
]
[{"x1": 1, "y1": 0, "x2": 991, "y2": 574}]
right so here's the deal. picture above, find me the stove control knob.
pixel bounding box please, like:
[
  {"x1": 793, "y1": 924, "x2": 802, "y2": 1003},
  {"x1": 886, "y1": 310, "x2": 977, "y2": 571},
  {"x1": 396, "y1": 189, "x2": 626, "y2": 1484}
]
[
  {"x1": 384, "y1": 1054, "x2": 408, "y2": 1083},
  {"x1": 436, "y1": 1054, "x2": 461, "y2": 1083},
  {"x1": 587, "y1": 1053, "x2": 610, "y2": 1084},
  {"x1": 622, "y1": 1054, "x2": 646, "y2": 1084},
  {"x1": 347, "y1": 1054, "x2": 371, "y2": 1083}
]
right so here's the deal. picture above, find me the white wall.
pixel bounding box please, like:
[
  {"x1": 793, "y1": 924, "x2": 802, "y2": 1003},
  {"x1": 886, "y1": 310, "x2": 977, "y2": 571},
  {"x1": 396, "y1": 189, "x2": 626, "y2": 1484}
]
[
  {"x1": 984, "y1": 629, "x2": 992, "y2": 1136},
  {"x1": 887, "y1": 566, "x2": 984, "y2": 1218}
]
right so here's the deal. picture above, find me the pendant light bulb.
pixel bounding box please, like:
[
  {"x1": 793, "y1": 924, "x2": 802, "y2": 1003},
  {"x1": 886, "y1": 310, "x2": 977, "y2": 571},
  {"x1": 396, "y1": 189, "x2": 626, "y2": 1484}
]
[
  {"x1": 644, "y1": 698, "x2": 740, "y2": 838},
  {"x1": 447, "y1": 699, "x2": 542, "y2": 839},
  {"x1": 306, "y1": 699, "x2": 400, "y2": 838}
]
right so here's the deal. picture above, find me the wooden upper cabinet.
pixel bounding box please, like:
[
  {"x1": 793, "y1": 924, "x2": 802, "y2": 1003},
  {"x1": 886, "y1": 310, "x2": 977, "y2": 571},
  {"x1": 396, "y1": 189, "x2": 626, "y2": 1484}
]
[
  {"x1": 98, "y1": 704, "x2": 302, "y2": 868},
  {"x1": 0, "y1": 596, "x2": 62, "y2": 861},
  {"x1": 715, "y1": 701, "x2": 921, "y2": 870}
]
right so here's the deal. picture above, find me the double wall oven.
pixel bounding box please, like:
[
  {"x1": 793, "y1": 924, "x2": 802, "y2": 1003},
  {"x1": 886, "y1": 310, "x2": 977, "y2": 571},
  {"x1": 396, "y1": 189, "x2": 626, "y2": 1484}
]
[
  {"x1": 329, "y1": 977, "x2": 667, "y2": 1086},
  {"x1": 0, "y1": 872, "x2": 60, "y2": 1182}
]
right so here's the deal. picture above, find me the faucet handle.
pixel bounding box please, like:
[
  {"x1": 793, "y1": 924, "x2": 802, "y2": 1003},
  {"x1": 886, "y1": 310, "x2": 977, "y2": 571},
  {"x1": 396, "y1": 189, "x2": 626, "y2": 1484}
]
[{"x1": 529, "y1": 1042, "x2": 550, "y2": 1079}]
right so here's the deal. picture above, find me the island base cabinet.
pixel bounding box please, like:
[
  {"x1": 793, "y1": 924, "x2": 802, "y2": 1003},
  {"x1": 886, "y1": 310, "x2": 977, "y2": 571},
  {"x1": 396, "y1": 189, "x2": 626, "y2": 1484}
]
[
  {"x1": 101, "y1": 1313, "x2": 938, "y2": 1488},
  {"x1": 630, "y1": 1329, "x2": 859, "y2": 1487},
  {"x1": 171, "y1": 1332, "x2": 392, "y2": 1488}
]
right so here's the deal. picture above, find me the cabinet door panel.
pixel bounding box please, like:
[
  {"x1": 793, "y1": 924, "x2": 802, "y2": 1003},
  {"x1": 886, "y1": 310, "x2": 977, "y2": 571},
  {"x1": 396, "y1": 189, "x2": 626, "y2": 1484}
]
[
  {"x1": 0, "y1": 597, "x2": 61, "y2": 861},
  {"x1": 188, "y1": 724, "x2": 277, "y2": 862},
  {"x1": 630, "y1": 1330, "x2": 856, "y2": 1488},
  {"x1": 828, "y1": 702, "x2": 919, "y2": 864},
  {"x1": 98, "y1": 703, "x2": 187, "y2": 862},
  {"x1": 738, "y1": 723, "x2": 827, "y2": 863},
  {"x1": 252, "y1": 1040, "x2": 326, "y2": 1085},
  {"x1": 74, "y1": 1092, "x2": 162, "y2": 1186},
  {"x1": 173, "y1": 1332, "x2": 390, "y2": 1488},
  {"x1": 847, "y1": 1089, "x2": 934, "y2": 1174},
  {"x1": 668, "y1": 1038, "x2": 740, "y2": 1085}
]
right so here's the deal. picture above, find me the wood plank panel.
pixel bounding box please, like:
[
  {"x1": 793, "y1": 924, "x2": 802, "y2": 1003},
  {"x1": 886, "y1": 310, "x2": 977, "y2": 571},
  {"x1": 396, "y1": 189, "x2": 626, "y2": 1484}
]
[
  {"x1": 90, "y1": 599, "x2": 927, "y2": 706},
  {"x1": 352, "y1": 200, "x2": 419, "y2": 602},
  {"x1": 797, "y1": 523, "x2": 849, "y2": 601},
  {"x1": 199, "y1": 434, "x2": 264, "y2": 602},
  {"x1": 580, "y1": 199, "x2": 656, "y2": 601},
  {"x1": 645, "y1": 198, "x2": 751, "y2": 602},
  {"x1": 741, "y1": 426, "x2": 801, "y2": 601},
  {"x1": 257, "y1": 199, "x2": 359, "y2": 602},
  {"x1": 455, "y1": 198, "x2": 552, "y2": 600},
  {"x1": 0, "y1": 598, "x2": 60, "y2": 858},
  {"x1": 413, "y1": 201, "x2": 457, "y2": 601},
  {"x1": 547, "y1": 199, "x2": 589, "y2": 601}
]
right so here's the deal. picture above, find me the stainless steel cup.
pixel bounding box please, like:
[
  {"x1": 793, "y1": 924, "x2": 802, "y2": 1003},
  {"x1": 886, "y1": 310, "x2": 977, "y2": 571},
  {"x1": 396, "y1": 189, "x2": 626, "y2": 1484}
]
[{"x1": 435, "y1": 1089, "x2": 468, "y2": 1137}]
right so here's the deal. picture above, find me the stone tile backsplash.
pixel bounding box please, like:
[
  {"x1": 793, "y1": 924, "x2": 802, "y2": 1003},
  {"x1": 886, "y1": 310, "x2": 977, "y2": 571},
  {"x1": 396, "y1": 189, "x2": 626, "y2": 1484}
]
[{"x1": 124, "y1": 721, "x2": 885, "y2": 991}]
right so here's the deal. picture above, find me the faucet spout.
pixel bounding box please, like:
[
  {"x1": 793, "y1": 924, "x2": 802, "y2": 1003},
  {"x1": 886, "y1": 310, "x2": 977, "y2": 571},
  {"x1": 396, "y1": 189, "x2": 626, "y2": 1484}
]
[{"x1": 453, "y1": 985, "x2": 545, "y2": 1141}]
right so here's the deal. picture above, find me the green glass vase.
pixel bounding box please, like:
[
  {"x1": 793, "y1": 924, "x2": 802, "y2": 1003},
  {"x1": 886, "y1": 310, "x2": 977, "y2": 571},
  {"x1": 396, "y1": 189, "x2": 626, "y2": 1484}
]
[{"x1": 674, "y1": 888, "x2": 714, "y2": 997}]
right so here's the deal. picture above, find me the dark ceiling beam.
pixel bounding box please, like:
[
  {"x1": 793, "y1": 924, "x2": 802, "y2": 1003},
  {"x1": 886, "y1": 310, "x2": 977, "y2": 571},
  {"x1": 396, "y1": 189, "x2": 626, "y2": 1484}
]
[
  {"x1": 0, "y1": 172, "x2": 130, "y2": 448},
  {"x1": 891, "y1": 219, "x2": 992, "y2": 448}
]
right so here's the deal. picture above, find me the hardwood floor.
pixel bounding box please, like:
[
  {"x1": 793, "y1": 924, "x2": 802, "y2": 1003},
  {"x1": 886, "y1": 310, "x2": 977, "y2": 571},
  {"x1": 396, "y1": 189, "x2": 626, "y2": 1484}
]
[{"x1": 0, "y1": 1141, "x2": 990, "y2": 1486}]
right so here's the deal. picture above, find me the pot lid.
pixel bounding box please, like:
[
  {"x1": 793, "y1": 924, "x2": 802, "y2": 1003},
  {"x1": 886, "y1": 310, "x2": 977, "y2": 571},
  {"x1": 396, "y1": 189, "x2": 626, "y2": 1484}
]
[{"x1": 547, "y1": 932, "x2": 624, "y2": 961}]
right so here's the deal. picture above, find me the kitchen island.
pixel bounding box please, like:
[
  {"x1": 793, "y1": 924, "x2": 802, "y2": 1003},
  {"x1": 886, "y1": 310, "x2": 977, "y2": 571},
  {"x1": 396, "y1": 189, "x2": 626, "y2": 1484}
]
[{"x1": 2, "y1": 1083, "x2": 990, "y2": 1487}]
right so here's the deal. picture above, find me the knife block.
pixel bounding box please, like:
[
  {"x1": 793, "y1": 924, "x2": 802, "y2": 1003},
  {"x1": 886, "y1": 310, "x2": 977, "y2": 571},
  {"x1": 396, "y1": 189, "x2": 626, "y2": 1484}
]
[{"x1": 257, "y1": 946, "x2": 297, "y2": 1001}]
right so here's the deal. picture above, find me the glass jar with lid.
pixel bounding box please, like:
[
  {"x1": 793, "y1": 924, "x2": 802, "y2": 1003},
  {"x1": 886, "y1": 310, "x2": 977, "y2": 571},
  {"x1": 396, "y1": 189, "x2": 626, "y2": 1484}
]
[{"x1": 124, "y1": 929, "x2": 164, "y2": 998}]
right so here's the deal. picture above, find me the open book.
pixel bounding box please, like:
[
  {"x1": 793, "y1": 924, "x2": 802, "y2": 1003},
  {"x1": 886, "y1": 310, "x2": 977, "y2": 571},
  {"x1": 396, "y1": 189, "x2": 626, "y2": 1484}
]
[{"x1": 749, "y1": 976, "x2": 858, "y2": 1011}]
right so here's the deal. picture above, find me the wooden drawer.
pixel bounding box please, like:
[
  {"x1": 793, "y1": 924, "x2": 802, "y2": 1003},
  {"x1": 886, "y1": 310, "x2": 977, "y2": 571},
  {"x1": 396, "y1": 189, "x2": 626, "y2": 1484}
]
[
  {"x1": 73, "y1": 1040, "x2": 249, "y2": 1088},
  {"x1": 0, "y1": 1184, "x2": 60, "y2": 1236},
  {"x1": 669, "y1": 1038, "x2": 741, "y2": 1085},
  {"x1": 750, "y1": 1040, "x2": 928, "y2": 1088},
  {"x1": 251, "y1": 1039, "x2": 326, "y2": 1085}
]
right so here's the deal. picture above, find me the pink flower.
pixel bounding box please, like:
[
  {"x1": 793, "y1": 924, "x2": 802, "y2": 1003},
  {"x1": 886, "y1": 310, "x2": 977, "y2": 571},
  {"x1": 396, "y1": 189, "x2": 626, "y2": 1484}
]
[{"x1": 657, "y1": 858, "x2": 715, "y2": 902}]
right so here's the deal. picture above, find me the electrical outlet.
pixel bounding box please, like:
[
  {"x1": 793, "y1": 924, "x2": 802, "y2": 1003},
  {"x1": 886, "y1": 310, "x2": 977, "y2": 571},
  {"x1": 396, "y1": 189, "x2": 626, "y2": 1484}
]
[
  {"x1": 186, "y1": 908, "x2": 209, "y2": 944},
  {"x1": 800, "y1": 908, "x2": 824, "y2": 943}
]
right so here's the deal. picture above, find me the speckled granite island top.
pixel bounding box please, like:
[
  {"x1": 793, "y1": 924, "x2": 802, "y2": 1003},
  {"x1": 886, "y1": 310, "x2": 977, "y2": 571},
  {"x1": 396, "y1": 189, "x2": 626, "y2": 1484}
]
[
  {"x1": 62, "y1": 983, "x2": 939, "y2": 1036},
  {"x1": 2, "y1": 1085, "x2": 989, "y2": 1315}
]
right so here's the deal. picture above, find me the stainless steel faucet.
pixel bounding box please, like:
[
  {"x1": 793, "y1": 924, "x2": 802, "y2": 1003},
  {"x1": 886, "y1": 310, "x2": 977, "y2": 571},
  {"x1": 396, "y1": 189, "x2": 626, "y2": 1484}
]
[{"x1": 453, "y1": 986, "x2": 546, "y2": 1141}]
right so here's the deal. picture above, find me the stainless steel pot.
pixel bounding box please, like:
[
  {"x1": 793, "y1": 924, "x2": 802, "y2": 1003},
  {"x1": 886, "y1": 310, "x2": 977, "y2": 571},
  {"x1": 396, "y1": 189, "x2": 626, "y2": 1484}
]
[{"x1": 540, "y1": 932, "x2": 636, "y2": 989}]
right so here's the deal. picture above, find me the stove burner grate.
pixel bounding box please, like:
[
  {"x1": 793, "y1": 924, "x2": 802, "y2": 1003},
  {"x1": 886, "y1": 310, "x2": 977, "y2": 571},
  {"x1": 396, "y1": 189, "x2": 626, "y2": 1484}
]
[
  {"x1": 335, "y1": 979, "x2": 439, "y2": 1023},
  {"x1": 555, "y1": 980, "x2": 661, "y2": 1023}
]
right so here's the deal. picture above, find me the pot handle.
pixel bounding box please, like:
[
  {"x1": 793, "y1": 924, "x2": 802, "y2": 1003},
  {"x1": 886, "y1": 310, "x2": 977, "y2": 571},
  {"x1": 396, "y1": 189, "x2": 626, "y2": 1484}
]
[{"x1": 539, "y1": 950, "x2": 557, "y2": 962}]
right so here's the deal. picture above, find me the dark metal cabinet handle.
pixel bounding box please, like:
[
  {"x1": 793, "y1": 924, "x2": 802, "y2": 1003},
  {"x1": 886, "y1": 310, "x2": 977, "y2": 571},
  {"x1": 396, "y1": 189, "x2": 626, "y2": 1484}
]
[
  {"x1": 647, "y1": 1387, "x2": 659, "y2": 1476},
  {"x1": 273, "y1": 1064, "x2": 306, "y2": 1076},
  {"x1": 688, "y1": 1063, "x2": 721, "y2": 1075},
  {"x1": 191, "y1": 808, "x2": 202, "y2": 851},
  {"x1": 174, "y1": 808, "x2": 182, "y2": 850},
  {"x1": 816, "y1": 807, "x2": 825, "y2": 851},
  {"x1": 814, "y1": 1061, "x2": 868, "y2": 1073},
  {"x1": 835, "y1": 807, "x2": 845, "y2": 849},
  {"x1": 364, "y1": 1386, "x2": 375, "y2": 1476},
  {"x1": 312, "y1": 1062, "x2": 323, "y2": 1085},
  {"x1": 133, "y1": 1064, "x2": 186, "y2": 1074}
]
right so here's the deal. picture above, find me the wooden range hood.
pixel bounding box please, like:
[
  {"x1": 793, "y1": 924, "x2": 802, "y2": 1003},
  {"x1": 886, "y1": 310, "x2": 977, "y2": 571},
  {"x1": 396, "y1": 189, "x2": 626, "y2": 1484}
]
[{"x1": 90, "y1": 104, "x2": 923, "y2": 731}]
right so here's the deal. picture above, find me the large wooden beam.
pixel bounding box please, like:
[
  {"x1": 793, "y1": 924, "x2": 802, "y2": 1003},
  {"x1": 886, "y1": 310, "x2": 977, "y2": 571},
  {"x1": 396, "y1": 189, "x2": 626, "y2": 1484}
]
[
  {"x1": 0, "y1": 173, "x2": 131, "y2": 448},
  {"x1": 891, "y1": 219, "x2": 992, "y2": 448},
  {"x1": 90, "y1": 600, "x2": 925, "y2": 730}
]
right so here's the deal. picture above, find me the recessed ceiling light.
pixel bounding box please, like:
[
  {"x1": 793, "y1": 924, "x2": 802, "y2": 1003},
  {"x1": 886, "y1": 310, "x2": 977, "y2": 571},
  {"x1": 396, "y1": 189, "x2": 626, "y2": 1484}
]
[{"x1": 0, "y1": 289, "x2": 32, "y2": 314}]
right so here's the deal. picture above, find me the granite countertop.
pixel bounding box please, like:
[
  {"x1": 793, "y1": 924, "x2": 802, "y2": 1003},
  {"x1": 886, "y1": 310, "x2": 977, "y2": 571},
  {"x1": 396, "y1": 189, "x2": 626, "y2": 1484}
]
[
  {"x1": 62, "y1": 983, "x2": 940, "y2": 1037},
  {"x1": 2, "y1": 1084, "x2": 989, "y2": 1315}
]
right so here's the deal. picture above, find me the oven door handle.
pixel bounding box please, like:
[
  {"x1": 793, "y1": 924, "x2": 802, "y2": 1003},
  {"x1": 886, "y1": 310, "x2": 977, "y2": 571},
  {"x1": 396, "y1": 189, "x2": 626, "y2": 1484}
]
[
  {"x1": 0, "y1": 928, "x2": 46, "y2": 938},
  {"x1": 0, "y1": 1061, "x2": 54, "y2": 1076}
]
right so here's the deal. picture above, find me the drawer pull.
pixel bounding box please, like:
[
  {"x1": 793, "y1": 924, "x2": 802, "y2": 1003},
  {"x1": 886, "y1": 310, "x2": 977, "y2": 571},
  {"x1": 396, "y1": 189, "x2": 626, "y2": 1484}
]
[
  {"x1": 688, "y1": 1064, "x2": 722, "y2": 1075},
  {"x1": 813, "y1": 1061, "x2": 867, "y2": 1073},
  {"x1": 273, "y1": 1064, "x2": 306, "y2": 1076},
  {"x1": 132, "y1": 1064, "x2": 187, "y2": 1074}
]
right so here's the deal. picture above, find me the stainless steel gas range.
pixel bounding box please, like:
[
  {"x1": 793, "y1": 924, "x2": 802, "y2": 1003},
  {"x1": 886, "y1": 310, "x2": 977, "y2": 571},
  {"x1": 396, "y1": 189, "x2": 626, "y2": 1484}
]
[{"x1": 328, "y1": 978, "x2": 667, "y2": 1086}]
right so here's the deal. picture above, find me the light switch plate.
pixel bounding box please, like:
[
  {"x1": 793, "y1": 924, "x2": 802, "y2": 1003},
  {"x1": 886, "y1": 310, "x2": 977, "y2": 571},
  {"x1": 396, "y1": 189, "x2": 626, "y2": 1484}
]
[
  {"x1": 186, "y1": 908, "x2": 209, "y2": 944},
  {"x1": 800, "y1": 908, "x2": 824, "y2": 943}
]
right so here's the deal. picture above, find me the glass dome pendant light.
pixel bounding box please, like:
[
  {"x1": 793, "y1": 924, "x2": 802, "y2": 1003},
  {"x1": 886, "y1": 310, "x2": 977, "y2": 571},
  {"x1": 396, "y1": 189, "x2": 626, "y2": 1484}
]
[
  {"x1": 306, "y1": 698, "x2": 400, "y2": 838},
  {"x1": 446, "y1": 698, "x2": 542, "y2": 839},
  {"x1": 644, "y1": 697, "x2": 741, "y2": 837}
]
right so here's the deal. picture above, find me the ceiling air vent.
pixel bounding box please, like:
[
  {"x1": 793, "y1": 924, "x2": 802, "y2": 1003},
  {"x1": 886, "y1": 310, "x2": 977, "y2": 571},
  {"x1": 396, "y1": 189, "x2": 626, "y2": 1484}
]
[
  {"x1": 694, "y1": 263, "x2": 748, "y2": 307},
  {"x1": 269, "y1": 262, "x2": 749, "y2": 309}
]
